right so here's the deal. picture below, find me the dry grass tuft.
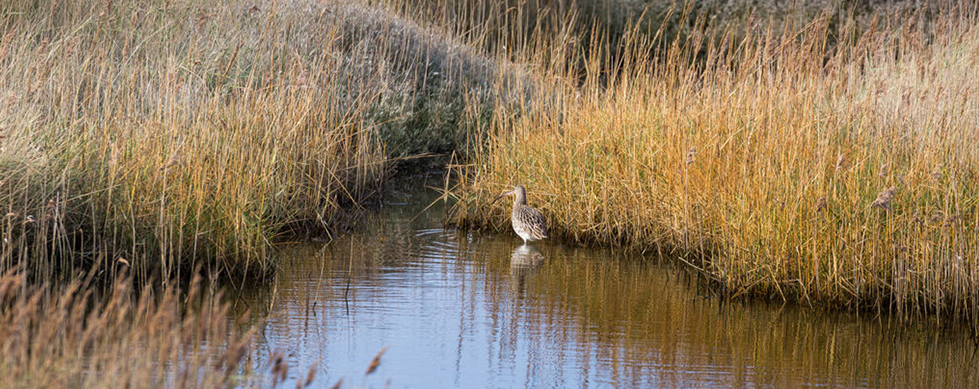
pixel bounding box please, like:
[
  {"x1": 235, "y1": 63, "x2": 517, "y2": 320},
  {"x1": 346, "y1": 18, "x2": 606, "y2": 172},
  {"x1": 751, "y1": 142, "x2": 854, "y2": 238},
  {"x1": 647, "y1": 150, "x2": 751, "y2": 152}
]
[{"x1": 0, "y1": 271, "x2": 256, "y2": 388}]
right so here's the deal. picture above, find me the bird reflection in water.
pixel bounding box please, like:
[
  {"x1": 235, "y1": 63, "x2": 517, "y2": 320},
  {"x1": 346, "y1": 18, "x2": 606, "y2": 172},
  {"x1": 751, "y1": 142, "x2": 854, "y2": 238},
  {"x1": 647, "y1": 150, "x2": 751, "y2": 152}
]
[{"x1": 509, "y1": 244, "x2": 546, "y2": 295}]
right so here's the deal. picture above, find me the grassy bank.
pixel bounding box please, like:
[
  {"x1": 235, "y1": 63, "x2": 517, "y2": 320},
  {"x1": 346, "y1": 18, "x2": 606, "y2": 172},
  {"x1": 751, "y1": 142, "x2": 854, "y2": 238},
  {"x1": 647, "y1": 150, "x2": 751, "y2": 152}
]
[
  {"x1": 452, "y1": 7, "x2": 979, "y2": 329},
  {"x1": 0, "y1": 0, "x2": 530, "y2": 281}
]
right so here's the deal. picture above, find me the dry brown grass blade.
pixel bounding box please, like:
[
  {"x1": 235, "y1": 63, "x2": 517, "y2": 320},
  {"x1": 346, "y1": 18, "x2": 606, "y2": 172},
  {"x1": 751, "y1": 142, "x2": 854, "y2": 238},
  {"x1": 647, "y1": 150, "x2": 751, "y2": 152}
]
[{"x1": 365, "y1": 346, "x2": 389, "y2": 375}]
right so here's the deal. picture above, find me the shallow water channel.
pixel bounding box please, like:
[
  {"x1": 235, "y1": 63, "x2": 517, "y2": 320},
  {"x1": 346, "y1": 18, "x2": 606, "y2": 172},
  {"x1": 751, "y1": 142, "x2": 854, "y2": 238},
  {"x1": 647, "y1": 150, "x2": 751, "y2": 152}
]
[{"x1": 235, "y1": 177, "x2": 979, "y2": 388}]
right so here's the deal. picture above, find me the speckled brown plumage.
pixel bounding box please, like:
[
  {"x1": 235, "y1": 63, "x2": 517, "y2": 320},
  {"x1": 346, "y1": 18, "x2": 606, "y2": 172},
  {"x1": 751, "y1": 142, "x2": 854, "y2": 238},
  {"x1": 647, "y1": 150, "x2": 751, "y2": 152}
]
[{"x1": 494, "y1": 185, "x2": 547, "y2": 243}]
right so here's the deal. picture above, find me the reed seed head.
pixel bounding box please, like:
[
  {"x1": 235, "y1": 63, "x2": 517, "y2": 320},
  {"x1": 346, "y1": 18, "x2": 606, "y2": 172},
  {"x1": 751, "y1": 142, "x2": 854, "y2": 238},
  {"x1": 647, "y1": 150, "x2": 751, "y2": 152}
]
[
  {"x1": 871, "y1": 186, "x2": 897, "y2": 211},
  {"x1": 815, "y1": 197, "x2": 827, "y2": 213}
]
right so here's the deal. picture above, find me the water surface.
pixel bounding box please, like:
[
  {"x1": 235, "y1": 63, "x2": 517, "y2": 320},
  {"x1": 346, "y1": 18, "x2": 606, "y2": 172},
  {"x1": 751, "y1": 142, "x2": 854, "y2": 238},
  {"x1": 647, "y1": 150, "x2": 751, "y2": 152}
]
[{"x1": 236, "y1": 177, "x2": 979, "y2": 388}]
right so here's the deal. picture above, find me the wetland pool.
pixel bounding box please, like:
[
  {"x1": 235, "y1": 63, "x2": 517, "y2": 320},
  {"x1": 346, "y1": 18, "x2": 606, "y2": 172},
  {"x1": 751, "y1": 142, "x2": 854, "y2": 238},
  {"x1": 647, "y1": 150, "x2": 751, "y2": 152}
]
[{"x1": 234, "y1": 178, "x2": 978, "y2": 388}]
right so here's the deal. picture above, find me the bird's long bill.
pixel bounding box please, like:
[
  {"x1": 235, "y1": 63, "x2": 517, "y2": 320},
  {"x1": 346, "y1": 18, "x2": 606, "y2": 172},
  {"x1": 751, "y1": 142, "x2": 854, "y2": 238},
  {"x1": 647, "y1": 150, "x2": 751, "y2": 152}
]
[{"x1": 490, "y1": 190, "x2": 515, "y2": 205}]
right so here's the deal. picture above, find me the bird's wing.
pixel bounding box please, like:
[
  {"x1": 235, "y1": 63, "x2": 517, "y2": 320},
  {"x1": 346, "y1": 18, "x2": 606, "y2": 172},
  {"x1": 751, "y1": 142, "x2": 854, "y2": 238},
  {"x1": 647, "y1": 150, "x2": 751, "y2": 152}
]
[{"x1": 527, "y1": 207, "x2": 548, "y2": 237}]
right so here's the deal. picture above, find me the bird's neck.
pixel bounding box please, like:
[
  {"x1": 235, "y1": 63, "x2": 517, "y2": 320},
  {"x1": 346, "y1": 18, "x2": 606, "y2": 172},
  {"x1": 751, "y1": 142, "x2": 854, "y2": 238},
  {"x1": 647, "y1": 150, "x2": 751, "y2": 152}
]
[{"x1": 513, "y1": 194, "x2": 526, "y2": 206}]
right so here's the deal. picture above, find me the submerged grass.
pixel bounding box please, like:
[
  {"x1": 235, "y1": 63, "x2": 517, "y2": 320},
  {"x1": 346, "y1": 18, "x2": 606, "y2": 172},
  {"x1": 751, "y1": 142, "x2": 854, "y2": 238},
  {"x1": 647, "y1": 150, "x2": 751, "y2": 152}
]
[{"x1": 453, "y1": 7, "x2": 979, "y2": 329}]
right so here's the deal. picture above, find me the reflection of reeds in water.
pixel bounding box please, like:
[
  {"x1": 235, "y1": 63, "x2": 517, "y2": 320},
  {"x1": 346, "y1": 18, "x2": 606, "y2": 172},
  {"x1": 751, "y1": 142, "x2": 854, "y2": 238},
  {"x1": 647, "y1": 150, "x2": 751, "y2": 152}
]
[
  {"x1": 242, "y1": 223, "x2": 979, "y2": 388},
  {"x1": 509, "y1": 244, "x2": 545, "y2": 294},
  {"x1": 472, "y1": 241, "x2": 979, "y2": 388}
]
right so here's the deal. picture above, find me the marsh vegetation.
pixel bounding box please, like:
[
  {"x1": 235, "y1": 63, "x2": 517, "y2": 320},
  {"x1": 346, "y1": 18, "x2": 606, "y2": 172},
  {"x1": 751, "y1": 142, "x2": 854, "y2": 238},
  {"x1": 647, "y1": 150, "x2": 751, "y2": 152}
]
[
  {"x1": 1, "y1": 0, "x2": 978, "y2": 386},
  {"x1": 0, "y1": 0, "x2": 530, "y2": 281},
  {"x1": 452, "y1": 3, "x2": 979, "y2": 330}
]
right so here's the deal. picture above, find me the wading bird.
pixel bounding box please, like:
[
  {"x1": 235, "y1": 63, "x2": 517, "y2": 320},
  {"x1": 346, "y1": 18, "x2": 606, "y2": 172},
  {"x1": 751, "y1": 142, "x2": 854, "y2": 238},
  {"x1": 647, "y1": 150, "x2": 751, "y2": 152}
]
[{"x1": 492, "y1": 185, "x2": 547, "y2": 244}]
